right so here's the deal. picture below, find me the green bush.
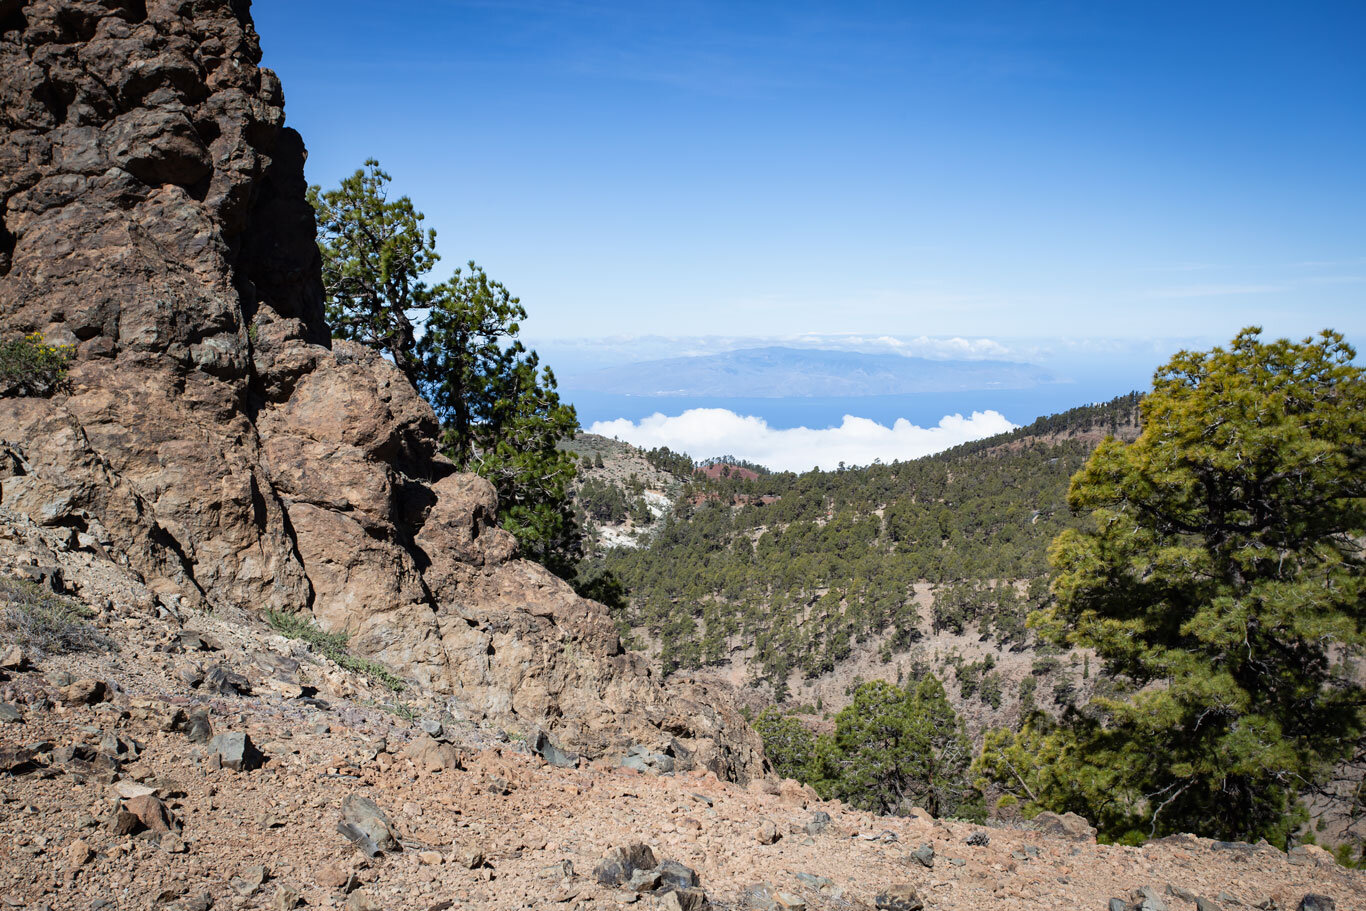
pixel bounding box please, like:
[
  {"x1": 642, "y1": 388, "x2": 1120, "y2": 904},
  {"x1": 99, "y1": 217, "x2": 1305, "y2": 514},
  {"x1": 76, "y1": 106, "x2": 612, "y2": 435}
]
[
  {"x1": 0, "y1": 333, "x2": 75, "y2": 397},
  {"x1": 0, "y1": 578, "x2": 110, "y2": 657},
  {"x1": 265, "y1": 609, "x2": 404, "y2": 691},
  {"x1": 753, "y1": 707, "x2": 816, "y2": 780}
]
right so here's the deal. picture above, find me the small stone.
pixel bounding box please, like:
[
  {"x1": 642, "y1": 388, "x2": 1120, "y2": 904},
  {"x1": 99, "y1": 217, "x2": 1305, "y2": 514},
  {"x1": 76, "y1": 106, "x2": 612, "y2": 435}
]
[
  {"x1": 179, "y1": 891, "x2": 214, "y2": 911},
  {"x1": 909, "y1": 843, "x2": 934, "y2": 869},
  {"x1": 123, "y1": 794, "x2": 174, "y2": 834},
  {"x1": 185, "y1": 711, "x2": 213, "y2": 744},
  {"x1": 418, "y1": 850, "x2": 444, "y2": 865},
  {"x1": 65, "y1": 839, "x2": 94, "y2": 869},
  {"x1": 1196, "y1": 898, "x2": 1222, "y2": 911},
  {"x1": 1110, "y1": 900, "x2": 1129, "y2": 911},
  {"x1": 0, "y1": 646, "x2": 24, "y2": 669},
  {"x1": 208, "y1": 731, "x2": 263, "y2": 771},
  {"x1": 315, "y1": 866, "x2": 351, "y2": 890},
  {"x1": 530, "y1": 729, "x2": 578, "y2": 769},
  {"x1": 658, "y1": 888, "x2": 708, "y2": 911},
  {"x1": 657, "y1": 859, "x2": 701, "y2": 890},
  {"x1": 774, "y1": 893, "x2": 806, "y2": 911},
  {"x1": 339, "y1": 795, "x2": 398, "y2": 856},
  {"x1": 1131, "y1": 886, "x2": 1170, "y2": 911},
  {"x1": 795, "y1": 873, "x2": 833, "y2": 891},
  {"x1": 160, "y1": 832, "x2": 186, "y2": 853},
  {"x1": 593, "y1": 843, "x2": 658, "y2": 885},
  {"x1": 804, "y1": 811, "x2": 830, "y2": 835},
  {"x1": 966, "y1": 831, "x2": 989, "y2": 846},
  {"x1": 236, "y1": 865, "x2": 270, "y2": 895},
  {"x1": 874, "y1": 884, "x2": 924, "y2": 911},
  {"x1": 627, "y1": 869, "x2": 661, "y2": 892},
  {"x1": 402, "y1": 734, "x2": 461, "y2": 773},
  {"x1": 60, "y1": 679, "x2": 107, "y2": 705},
  {"x1": 108, "y1": 809, "x2": 141, "y2": 836},
  {"x1": 112, "y1": 780, "x2": 156, "y2": 800},
  {"x1": 270, "y1": 886, "x2": 301, "y2": 911},
  {"x1": 459, "y1": 847, "x2": 486, "y2": 870},
  {"x1": 0, "y1": 704, "x2": 21, "y2": 724},
  {"x1": 756, "y1": 820, "x2": 780, "y2": 845},
  {"x1": 1030, "y1": 810, "x2": 1097, "y2": 843},
  {"x1": 202, "y1": 664, "x2": 251, "y2": 696},
  {"x1": 346, "y1": 896, "x2": 380, "y2": 911}
]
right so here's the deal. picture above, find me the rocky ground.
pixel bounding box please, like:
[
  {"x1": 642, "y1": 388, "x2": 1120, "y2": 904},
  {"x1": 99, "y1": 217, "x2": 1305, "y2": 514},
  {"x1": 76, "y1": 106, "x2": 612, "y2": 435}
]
[{"x1": 2, "y1": 533, "x2": 1358, "y2": 911}]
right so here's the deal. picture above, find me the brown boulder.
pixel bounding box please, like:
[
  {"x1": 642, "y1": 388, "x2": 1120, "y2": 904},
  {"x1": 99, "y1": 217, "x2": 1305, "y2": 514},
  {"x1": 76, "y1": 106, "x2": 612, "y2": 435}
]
[
  {"x1": 123, "y1": 794, "x2": 175, "y2": 834},
  {"x1": 1030, "y1": 810, "x2": 1097, "y2": 843}
]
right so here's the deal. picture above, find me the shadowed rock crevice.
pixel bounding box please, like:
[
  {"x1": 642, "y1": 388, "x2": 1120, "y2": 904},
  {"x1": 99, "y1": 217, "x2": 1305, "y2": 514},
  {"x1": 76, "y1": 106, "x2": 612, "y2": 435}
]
[{"x1": 0, "y1": 0, "x2": 763, "y2": 779}]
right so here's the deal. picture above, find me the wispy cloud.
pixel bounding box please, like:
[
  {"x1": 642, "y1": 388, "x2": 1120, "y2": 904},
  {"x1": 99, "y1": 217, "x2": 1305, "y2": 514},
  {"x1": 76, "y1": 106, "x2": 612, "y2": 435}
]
[
  {"x1": 589, "y1": 408, "x2": 1015, "y2": 472},
  {"x1": 1145, "y1": 283, "x2": 1287, "y2": 299}
]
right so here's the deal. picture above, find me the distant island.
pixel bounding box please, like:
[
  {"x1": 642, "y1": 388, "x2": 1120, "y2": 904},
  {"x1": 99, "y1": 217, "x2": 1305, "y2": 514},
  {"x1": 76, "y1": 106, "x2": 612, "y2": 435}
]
[{"x1": 562, "y1": 346, "x2": 1055, "y2": 398}]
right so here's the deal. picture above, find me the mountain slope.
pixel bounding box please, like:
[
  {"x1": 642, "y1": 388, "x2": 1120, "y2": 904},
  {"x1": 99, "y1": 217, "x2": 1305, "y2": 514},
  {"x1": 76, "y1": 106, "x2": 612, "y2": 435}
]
[{"x1": 589, "y1": 393, "x2": 1144, "y2": 730}]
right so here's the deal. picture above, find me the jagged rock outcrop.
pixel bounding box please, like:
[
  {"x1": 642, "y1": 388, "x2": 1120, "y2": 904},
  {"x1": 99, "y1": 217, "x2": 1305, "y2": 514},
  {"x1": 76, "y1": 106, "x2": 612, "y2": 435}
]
[{"x1": 0, "y1": 0, "x2": 762, "y2": 779}]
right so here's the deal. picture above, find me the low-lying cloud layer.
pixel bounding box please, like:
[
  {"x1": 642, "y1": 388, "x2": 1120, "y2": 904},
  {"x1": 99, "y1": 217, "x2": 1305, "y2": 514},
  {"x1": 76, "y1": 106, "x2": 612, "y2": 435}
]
[{"x1": 589, "y1": 408, "x2": 1016, "y2": 472}]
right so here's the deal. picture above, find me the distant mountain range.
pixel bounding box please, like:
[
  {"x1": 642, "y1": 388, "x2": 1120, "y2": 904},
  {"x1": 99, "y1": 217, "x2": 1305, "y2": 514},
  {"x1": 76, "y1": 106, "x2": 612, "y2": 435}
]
[{"x1": 560, "y1": 346, "x2": 1055, "y2": 398}]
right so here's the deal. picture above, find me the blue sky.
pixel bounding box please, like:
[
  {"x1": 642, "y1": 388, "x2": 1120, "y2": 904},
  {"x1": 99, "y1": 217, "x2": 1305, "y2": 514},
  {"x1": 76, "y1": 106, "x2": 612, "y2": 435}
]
[{"x1": 255, "y1": 1, "x2": 1364, "y2": 349}]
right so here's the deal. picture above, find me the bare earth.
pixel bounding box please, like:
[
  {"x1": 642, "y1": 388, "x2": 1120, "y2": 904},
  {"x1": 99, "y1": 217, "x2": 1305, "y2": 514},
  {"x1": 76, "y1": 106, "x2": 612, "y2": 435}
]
[{"x1": 1, "y1": 595, "x2": 1358, "y2": 911}]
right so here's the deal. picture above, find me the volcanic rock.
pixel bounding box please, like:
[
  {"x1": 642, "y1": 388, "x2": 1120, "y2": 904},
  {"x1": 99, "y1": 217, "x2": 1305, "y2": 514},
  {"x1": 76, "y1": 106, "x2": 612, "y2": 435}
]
[{"x1": 0, "y1": 0, "x2": 761, "y2": 779}]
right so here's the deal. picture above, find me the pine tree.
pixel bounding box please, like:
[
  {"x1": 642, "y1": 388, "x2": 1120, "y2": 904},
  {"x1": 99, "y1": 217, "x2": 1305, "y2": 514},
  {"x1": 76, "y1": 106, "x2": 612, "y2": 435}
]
[
  {"x1": 310, "y1": 165, "x2": 583, "y2": 577},
  {"x1": 307, "y1": 160, "x2": 436, "y2": 389},
  {"x1": 979, "y1": 328, "x2": 1366, "y2": 844}
]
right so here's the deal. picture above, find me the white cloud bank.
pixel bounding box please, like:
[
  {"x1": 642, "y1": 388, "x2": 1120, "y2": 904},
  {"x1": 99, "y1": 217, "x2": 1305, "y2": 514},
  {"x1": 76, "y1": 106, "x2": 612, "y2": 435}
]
[{"x1": 589, "y1": 408, "x2": 1017, "y2": 473}]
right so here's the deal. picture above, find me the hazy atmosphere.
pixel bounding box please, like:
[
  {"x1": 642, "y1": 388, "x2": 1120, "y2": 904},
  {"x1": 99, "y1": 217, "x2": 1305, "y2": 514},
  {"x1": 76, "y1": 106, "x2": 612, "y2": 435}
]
[{"x1": 256, "y1": 0, "x2": 1364, "y2": 467}]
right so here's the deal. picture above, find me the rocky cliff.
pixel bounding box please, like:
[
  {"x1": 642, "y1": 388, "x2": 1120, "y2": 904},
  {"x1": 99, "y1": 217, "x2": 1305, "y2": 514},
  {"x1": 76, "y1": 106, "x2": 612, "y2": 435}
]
[{"x1": 0, "y1": 0, "x2": 762, "y2": 779}]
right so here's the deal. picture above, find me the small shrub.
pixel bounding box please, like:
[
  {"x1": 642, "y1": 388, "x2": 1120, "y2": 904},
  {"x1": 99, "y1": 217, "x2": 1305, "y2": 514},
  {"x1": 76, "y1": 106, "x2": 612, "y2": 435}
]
[
  {"x1": 265, "y1": 609, "x2": 405, "y2": 691},
  {"x1": 0, "y1": 333, "x2": 75, "y2": 397},
  {"x1": 0, "y1": 578, "x2": 111, "y2": 658}
]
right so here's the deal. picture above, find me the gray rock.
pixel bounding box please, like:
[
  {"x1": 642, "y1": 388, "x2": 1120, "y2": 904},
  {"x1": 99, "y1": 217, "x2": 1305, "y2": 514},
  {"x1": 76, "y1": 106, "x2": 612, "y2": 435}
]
[
  {"x1": 620, "y1": 745, "x2": 675, "y2": 775},
  {"x1": 339, "y1": 795, "x2": 399, "y2": 856},
  {"x1": 1298, "y1": 897, "x2": 1335, "y2": 911},
  {"x1": 627, "y1": 869, "x2": 662, "y2": 892},
  {"x1": 593, "y1": 843, "x2": 657, "y2": 886},
  {"x1": 185, "y1": 711, "x2": 213, "y2": 744},
  {"x1": 1110, "y1": 900, "x2": 1129, "y2": 911},
  {"x1": 656, "y1": 859, "x2": 701, "y2": 890},
  {"x1": 742, "y1": 883, "x2": 778, "y2": 911},
  {"x1": 966, "y1": 830, "x2": 989, "y2": 846},
  {"x1": 531, "y1": 729, "x2": 578, "y2": 769},
  {"x1": 909, "y1": 843, "x2": 934, "y2": 868},
  {"x1": 1196, "y1": 898, "x2": 1222, "y2": 911},
  {"x1": 202, "y1": 664, "x2": 251, "y2": 696},
  {"x1": 176, "y1": 630, "x2": 221, "y2": 652},
  {"x1": 1131, "y1": 886, "x2": 1169, "y2": 911},
  {"x1": 208, "y1": 731, "x2": 262, "y2": 771},
  {"x1": 795, "y1": 873, "x2": 833, "y2": 891},
  {"x1": 0, "y1": 704, "x2": 22, "y2": 723},
  {"x1": 234, "y1": 864, "x2": 270, "y2": 895},
  {"x1": 804, "y1": 811, "x2": 831, "y2": 835},
  {"x1": 420, "y1": 718, "x2": 444, "y2": 739}
]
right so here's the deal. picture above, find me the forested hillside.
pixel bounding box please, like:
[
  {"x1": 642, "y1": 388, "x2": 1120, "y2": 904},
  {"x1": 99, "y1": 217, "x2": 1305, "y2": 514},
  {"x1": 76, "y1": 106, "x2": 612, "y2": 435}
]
[{"x1": 582, "y1": 394, "x2": 1142, "y2": 707}]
